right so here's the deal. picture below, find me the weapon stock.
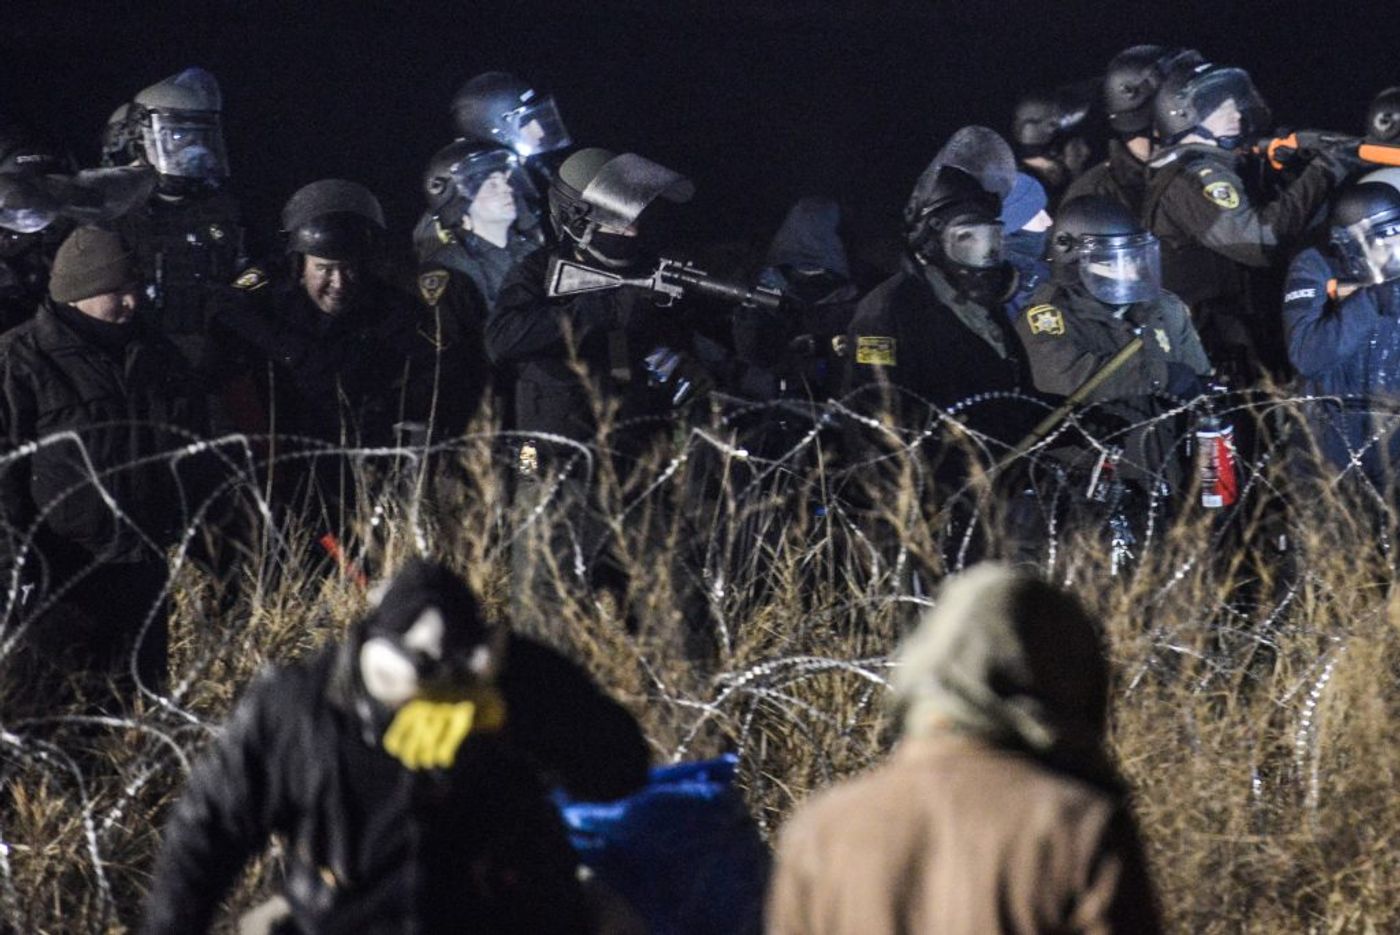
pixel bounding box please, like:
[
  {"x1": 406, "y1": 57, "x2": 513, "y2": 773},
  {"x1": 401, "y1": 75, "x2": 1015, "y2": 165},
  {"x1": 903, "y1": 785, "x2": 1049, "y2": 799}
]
[{"x1": 545, "y1": 255, "x2": 784, "y2": 311}]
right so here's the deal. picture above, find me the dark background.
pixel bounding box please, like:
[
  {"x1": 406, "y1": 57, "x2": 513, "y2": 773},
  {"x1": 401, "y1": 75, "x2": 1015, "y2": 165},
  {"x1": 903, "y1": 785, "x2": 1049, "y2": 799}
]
[{"x1": 2, "y1": 0, "x2": 1393, "y2": 267}]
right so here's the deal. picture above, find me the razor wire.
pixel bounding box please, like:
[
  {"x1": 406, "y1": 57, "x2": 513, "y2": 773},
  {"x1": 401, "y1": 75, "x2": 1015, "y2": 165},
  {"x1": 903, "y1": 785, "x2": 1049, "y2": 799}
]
[{"x1": 2, "y1": 387, "x2": 1399, "y2": 927}]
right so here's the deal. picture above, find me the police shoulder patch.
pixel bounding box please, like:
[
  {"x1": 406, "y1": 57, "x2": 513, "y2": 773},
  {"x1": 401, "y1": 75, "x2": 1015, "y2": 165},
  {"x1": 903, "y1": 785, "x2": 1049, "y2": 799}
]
[
  {"x1": 233, "y1": 267, "x2": 266, "y2": 290},
  {"x1": 1026, "y1": 303, "x2": 1065, "y2": 337},
  {"x1": 855, "y1": 335, "x2": 897, "y2": 366},
  {"x1": 1202, "y1": 179, "x2": 1241, "y2": 210},
  {"x1": 418, "y1": 269, "x2": 449, "y2": 305},
  {"x1": 1154, "y1": 327, "x2": 1171, "y2": 353}
]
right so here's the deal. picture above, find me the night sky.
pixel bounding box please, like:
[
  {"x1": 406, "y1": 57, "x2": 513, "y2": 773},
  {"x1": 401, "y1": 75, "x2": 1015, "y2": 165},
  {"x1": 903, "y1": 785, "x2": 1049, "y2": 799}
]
[{"x1": 3, "y1": 0, "x2": 1393, "y2": 272}]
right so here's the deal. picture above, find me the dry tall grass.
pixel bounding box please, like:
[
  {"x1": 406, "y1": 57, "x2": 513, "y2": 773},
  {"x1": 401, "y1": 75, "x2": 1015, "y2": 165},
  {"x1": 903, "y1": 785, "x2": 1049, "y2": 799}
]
[{"x1": 2, "y1": 390, "x2": 1399, "y2": 933}]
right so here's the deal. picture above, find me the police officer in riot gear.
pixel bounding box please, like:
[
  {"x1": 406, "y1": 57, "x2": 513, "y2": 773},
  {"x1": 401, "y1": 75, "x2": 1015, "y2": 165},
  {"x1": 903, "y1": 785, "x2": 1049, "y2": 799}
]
[
  {"x1": 487, "y1": 148, "x2": 712, "y2": 635},
  {"x1": 0, "y1": 124, "x2": 71, "y2": 330},
  {"x1": 451, "y1": 72, "x2": 572, "y2": 161},
  {"x1": 110, "y1": 68, "x2": 245, "y2": 369},
  {"x1": 845, "y1": 163, "x2": 1031, "y2": 448},
  {"x1": 211, "y1": 179, "x2": 427, "y2": 448},
  {"x1": 1065, "y1": 46, "x2": 1202, "y2": 216},
  {"x1": 1283, "y1": 176, "x2": 1400, "y2": 491},
  {"x1": 412, "y1": 72, "x2": 573, "y2": 262},
  {"x1": 420, "y1": 141, "x2": 540, "y2": 309},
  {"x1": 1143, "y1": 57, "x2": 1361, "y2": 381},
  {"x1": 411, "y1": 142, "x2": 535, "y2": 438},
  {"x1": 487, "y1": 147, "x2": 698, "y2": 453},
  {"x1": 1011, "y1": 87, "x2": 1094, "y2": 208},
  {"x1": 1016, "y1": 195, "x2": 1211, "y2": 491}
]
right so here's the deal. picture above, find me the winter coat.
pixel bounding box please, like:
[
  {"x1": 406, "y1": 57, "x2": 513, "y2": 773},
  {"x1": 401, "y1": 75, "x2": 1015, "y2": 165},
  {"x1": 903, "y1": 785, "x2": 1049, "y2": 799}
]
[
  {"x1": 208, "y1": 272, "x2": 423, "y2": 448},
  {"x1": 0, "y1": 300, "x2": 208, "y2": 570},
  {"x1": 767, "y1": 732, "x2": 1162, "y2": 935},
  {"x1": 844, "y1": 259, "x2": 1035, "y2": 447},
  {"x1": 1283, "y1": 247, "x2": 1400, "y2": 487},
  {"x1": 141, "y1": 632, "x2": 649, "y2": 935}
]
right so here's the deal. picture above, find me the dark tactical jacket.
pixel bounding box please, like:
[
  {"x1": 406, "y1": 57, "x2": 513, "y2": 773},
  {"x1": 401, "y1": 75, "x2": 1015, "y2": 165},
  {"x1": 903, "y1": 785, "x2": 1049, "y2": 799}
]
[
  {"x1": 1063, "y1": 139, "x2": 1152, "y2": 218},
  {"x1": 141, "y1": 634, "x2": 648, "y2": 935},
  {"x1": 120, "y1": 191, "x2": 244, "y2": 368},
  {"x1": 1013, "y1": 280, "x2": 1212, "y2": 487},
  {"x1": 1142, "y1": 143, "x2": 1338, "y2": 376},
  {"x1": 844, "y1": 259, "x2": 1035, "y2": 448}
]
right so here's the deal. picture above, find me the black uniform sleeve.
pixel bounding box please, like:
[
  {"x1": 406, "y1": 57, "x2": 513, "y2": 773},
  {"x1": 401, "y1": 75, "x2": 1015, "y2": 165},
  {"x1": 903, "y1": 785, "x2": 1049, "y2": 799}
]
[
  {"x1": 1167, "y1": 158, "x2": 1336, "y2": 269},
  {"x1": 499, "y1": 635, "x2": 650, "y2": 800},
  {"x1": 485, "y1": 251, "x2": 651, "y2": 365},
  {"x1": 140, "y1": 669, "x2": 295, "y2": 935},
  {"x1": 1013, "y1": 299, "x2": 1168, "y2": 400}
]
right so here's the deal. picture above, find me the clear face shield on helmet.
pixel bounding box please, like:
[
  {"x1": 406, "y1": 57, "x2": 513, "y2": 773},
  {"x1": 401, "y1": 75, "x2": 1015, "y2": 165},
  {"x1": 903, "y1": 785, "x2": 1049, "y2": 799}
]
[
  {"x1": 141, "y1": 111, "x2": 229, "y2": 180},
  {"x1": 494, "y1": 93, "x2": 571, "y2": 158},
  {"x1": 1077, "y1": 232, "x2": 1163, "y2": 305},
  {"x1": 1332, "y1": 214, "x2": 1400, "y2": 286},
  {"x1": 450, "y1": 148, "x2": 537, "y2": 203},
  {"x1": 1186, "y1": 68, "x2": 1271, "y2": 146},
  {"x1": 940, "y1": 218, "x2": 1005, "y2": 269}
]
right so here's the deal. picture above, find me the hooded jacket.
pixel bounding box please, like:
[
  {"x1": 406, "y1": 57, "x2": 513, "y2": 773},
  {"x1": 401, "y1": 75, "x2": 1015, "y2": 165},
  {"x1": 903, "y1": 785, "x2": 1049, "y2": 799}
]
[
  {"x1": 768, "y1": 564, "x2": 1162, "y2": 935},
  {"x1": 141, "y1": 565, "x2": 648, "y2": 934}
]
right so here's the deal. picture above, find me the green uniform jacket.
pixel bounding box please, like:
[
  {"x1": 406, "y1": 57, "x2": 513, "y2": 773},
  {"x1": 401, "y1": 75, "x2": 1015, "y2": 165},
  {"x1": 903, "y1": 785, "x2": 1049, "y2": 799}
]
[{"x1": 1012, "y1": 280, "x2": 1212, "y2": 488}]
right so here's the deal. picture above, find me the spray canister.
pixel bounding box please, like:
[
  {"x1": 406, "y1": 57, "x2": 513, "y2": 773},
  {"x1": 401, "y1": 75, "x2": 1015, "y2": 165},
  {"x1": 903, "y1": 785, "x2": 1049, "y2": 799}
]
[{"x1": 1196, "y1": 413, "x2": 1238, "y2": 508}]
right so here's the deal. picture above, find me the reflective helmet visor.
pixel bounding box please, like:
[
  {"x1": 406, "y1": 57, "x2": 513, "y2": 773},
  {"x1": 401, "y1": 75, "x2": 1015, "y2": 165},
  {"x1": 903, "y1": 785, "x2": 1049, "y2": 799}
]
[
  {"x1": 495, "y1": 94, "x2": 571, "y2": 157},
  {"x1": 142, "y1": 112, "x2": 229, "y2": 180},
  {"x1": 940, "y1": 219, "x2": 1004, "y2": 269},
  {"x1": 1077, "y1": 233, "x2": 1162, "y2": 304},
  {"x1": 1332, "y1": 214, "x2": 1400, "y2": 285},
  {"x1": 1186, "y1": 68, "x2": 1271, "y2": 139},
  {"x1": 447, "y1": 148, "x2": 537, "y2": 202}
]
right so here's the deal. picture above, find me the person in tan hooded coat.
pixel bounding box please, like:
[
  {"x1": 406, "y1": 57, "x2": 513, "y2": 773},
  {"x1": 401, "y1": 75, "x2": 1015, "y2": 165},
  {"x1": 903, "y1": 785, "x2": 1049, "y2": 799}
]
[{"x1": 767, "y1": 563, "x2": 1162, "y2": 935}]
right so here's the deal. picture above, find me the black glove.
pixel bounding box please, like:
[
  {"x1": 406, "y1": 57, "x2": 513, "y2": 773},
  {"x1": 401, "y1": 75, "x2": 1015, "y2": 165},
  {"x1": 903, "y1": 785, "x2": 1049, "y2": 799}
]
[
  {"x1": 1122, "y1": 303, "x2": 1155, "y2": 329},
  {"x1": 1312, "y1": 141, "x2": 1366, "y2": 185}
]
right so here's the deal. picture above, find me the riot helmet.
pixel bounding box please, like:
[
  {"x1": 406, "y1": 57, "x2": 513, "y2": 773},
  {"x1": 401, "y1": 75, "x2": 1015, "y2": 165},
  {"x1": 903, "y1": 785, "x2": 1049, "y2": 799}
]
[
  {"x1": 130, "y1": 68, "x2": 230, "y2": 188},
  {"x1": 1049, "y1": 195, "x2": 1162, "y2": 305},
  {"x1": 0, "y1": 123, "x2": 66, "y2": 178},
  {"x1": 0, "y1": 126, "x2": 69, "y2": 236},
  {"x1": 1154, "y1": 59, "x2": 1271, "y2": 149},
  {"x1": 282, "y1": 179, "x2": 386, "y2": 262},
  {"x1": 914, "y1": 126, "x2": 1018, "y2": 203},
  {"x1": 1329, "y1": 180, "x2": 1400, "y2": 286},
  {"x1": 1104, "y1": 46, "x2": 1203, "y2": 138},
  {"x1": 906, "y1": 165, "x2": 1004, "y2": 269},
  {"x1": 547, "y1": 148, "x2": 693, "y2": 268},
  {"x1": 451, "y1": 72, "x2": 571, "y2": 158},
  {"x1": 1011, "y1": 89, "x2": 1091, "y2": 159},
  {"x1": 1367, "y1": 87, "x2": 1400, "y2": 144},
  {"x1": 100, "y1": 103, "x2": 141, "y2": 167},
  {"x1": 422, "y1": 141, "x2": 534, "y2": 230}
]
